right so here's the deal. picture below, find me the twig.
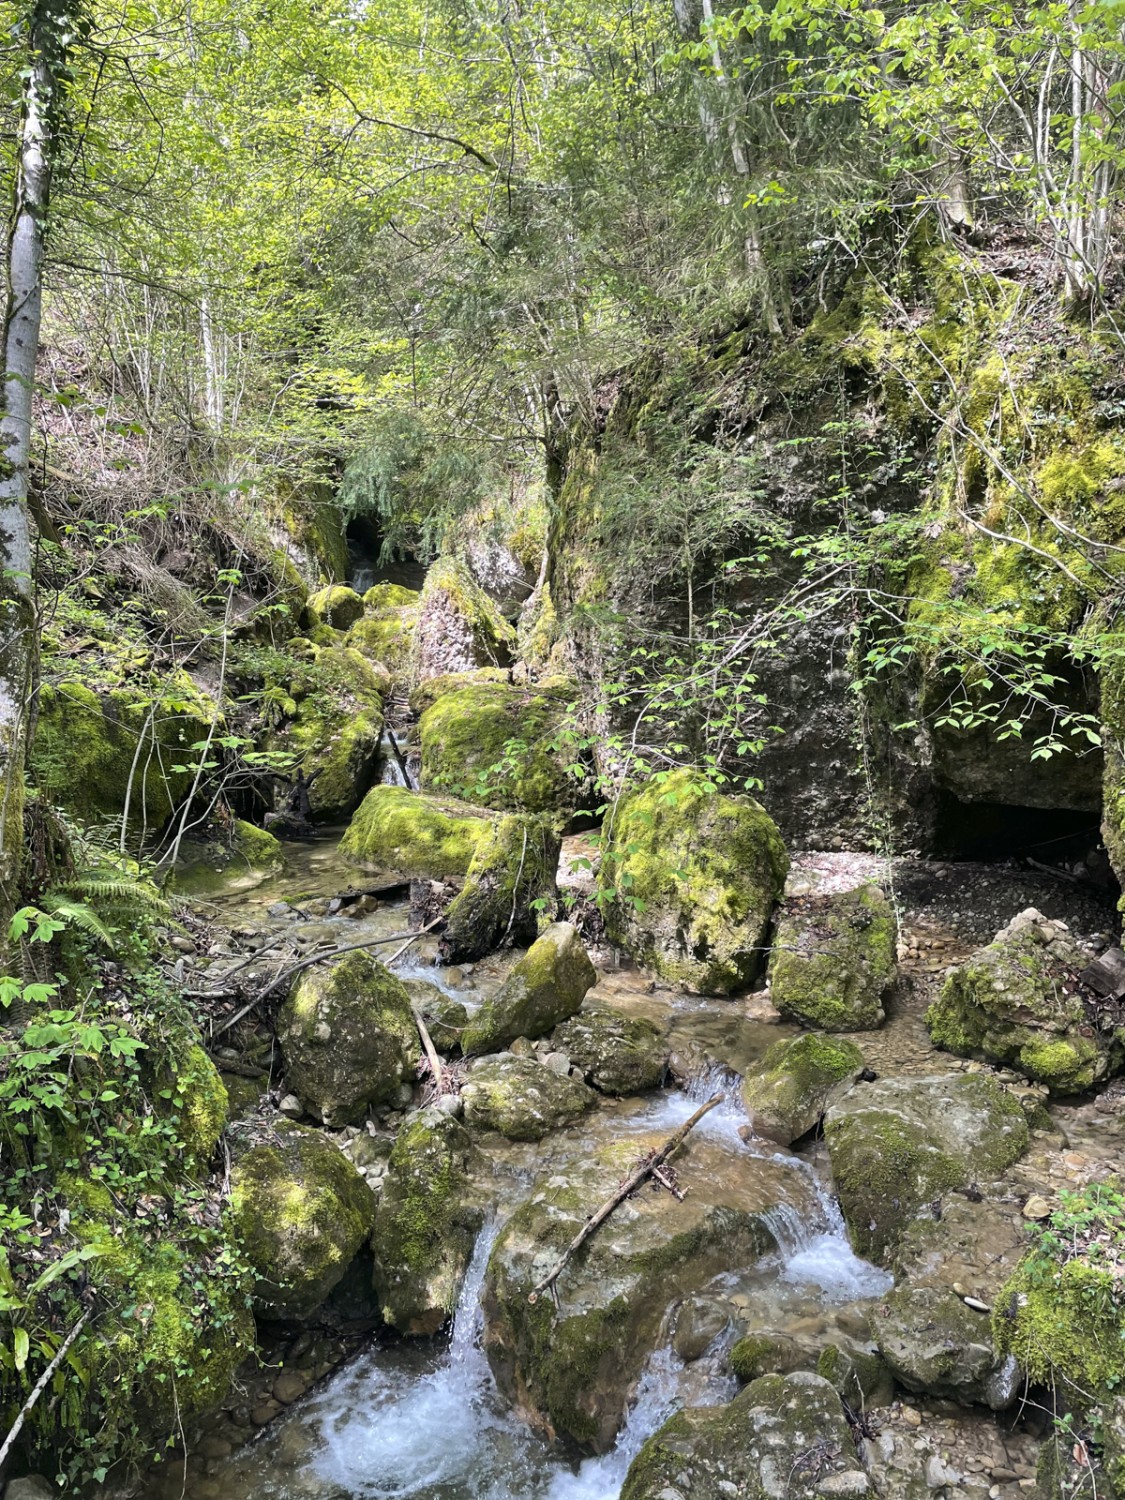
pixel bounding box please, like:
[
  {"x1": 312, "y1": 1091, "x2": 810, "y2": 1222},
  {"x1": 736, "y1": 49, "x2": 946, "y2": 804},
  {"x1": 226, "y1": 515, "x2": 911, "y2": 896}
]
[
  {"x1": 0, "y1": 1310, "x2": 91, "y2": 1475},
  {"x1": 386, "y1": 915, "x2": 443, "y2": 967},
  {"x1": 385, "y1": 726, "x2": 415, "y2": 790},
  {"x1": 412, "y1": 1003, "x2": 445, "y2": 1094},
  {"x1": 527, "y1": 1094, "x2": 722, "y2": 1305},
  {"x1": 253, "y1": 921, "x2": 444, "y2": 1000}
]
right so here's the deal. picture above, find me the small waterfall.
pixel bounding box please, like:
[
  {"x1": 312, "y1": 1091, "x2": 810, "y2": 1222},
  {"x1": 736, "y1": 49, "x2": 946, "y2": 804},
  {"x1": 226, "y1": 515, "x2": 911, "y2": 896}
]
[{"x1": 378, "y1": 729, "x2": 413, "y2": 788}]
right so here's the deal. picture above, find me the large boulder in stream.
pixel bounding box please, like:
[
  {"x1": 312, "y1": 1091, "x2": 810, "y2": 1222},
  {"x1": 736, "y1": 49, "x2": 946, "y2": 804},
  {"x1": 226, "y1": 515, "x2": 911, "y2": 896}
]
[
  {"x1": 552, "y1": 1006, "x2": 668, "y2": 1095},
  {"x1": 769, "y1": 884, "x2": 897, "y2": 1031},
  {"x1": 412, "y1": 556, "x2": 515, "y2": 682},
  {"x1": 461, "y1": 922, "x2": 596, "y2": 1055},
  {"x1": 442, "y1": 813, "x2": 560, "y2": 962},
  {"x1": 927, "y1": 908, "x2": 1116, "y2": 1092},
  {"x1": 824, "y1": 1074, "x2": 1029, "y2": 1263},
  {"x1": 340, "y1": 784, "x2": 495, "y2": 878},
  {"x1": 872, "y1": 1284, "x2": 1020, "y2": 1410},
  {"x1": 482, "y1": 1133, "x2": 819, "y2": 1451},
  {"x1": 346, "y1": 583, "x2": 420, "y2": 678},
  {"x1": 277, "y1": 952, "x2": 419, "y2": 1125},
  {"x1": 741, "y1": 1032, "x2": 864, "y2": 1145},
  {"x1": 600, "y1": 769, "x2": 788, "y2": 995},
  {"x1": 461, "y1": 1053, "x2": 596, "y2": 1139},
  {"x1": 620, "y1": 1372, "x2": 875, "y2": 1500}
]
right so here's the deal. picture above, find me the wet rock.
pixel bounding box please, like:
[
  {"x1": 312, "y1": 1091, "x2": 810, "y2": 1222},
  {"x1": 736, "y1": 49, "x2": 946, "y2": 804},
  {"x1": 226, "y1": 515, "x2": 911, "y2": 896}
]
[
  {"x1": 278, "y1": 1092, "x2": 303, "y2": 1119},
  {"x1": 769, "y1": 885, "x2": 897, "y2": 1032},
  {"x1": 278, "y1": 952, "x2": 419, "y2": 1125},
  {"x1": 927, "y1": 909, "x2": 1115, "y2": 1092},
  {"x1": 340, "y1": 784, "x2": 495, "y2": 878},
  {"x1": 371, "y1": 1105, "x2": 483, "y2": 1335},
  {"x1": 552, "y1": 1007, "x2": 668, "y2": 1096},
  {"x1": 741, "y1": 1032, "x2": 865, "y2": 1145},
  {"x1": 599, "y1": 769, "x2": 789, "y2": 996},
  {"x1": 817, "y1": 1343, "x2": 895, "y2": 1409},
  {"x1": 443, "y1": 813, "x2": 561, "y2": 961},
  {"x1": 461, "y1": 923, "x2": 596, "y2": 1055},
  {"x1": 230, "y1": 1118, "x2": 376, "y2": 1320},
  {"x1": 873, "y1": 1285, "x2": 1021, "y2": 1410},
  {"x1": 729, "y1": 1331, "x2": 814, "y2": 1382},
  {"x1": 405, "y1": 980, "x2": 469, "y2": 1054},
  {"x1": 619, "y1": 1372, "x2": 875, "y2": 1500},
  {"x1": 272, "y1": 1370, "x2": 308, "y2": 1405},
  {"x1": 461, "y1": 1053, "x2": 595, "y2": 1140},
  {"x1": 4, "y1": 1479, "x2": 56, "y2": 1500},
  {"x1": 824, "y1": 1074, "x2": 1029, "y2": 1262},
  {"x1": 673, "y1": 1297, "x2": 732, "y2": 1362}
]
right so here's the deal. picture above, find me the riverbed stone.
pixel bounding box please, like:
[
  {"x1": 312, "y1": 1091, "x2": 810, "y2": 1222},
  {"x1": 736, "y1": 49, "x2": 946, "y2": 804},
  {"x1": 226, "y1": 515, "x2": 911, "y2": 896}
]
[
  {"x1": 442, "y1": 813, "x2": 561, "y2": 961},
  {"x1": 552, "y1": 1006, "x2": 668, "y2": 1095},
  {"x1": 741, "y1": 1032, "x2": 865, "y2": 1145},
  {"x1": 277, "y1": 952, "x2": 419, "y2": 1125},
  {"x1": 769, "y1": 884, "x2": 897, "y2": 1031},
  {"x1": 599, "y1": 769, "x2": 789, "y2": 995},
  {"x1": 873, "y1": 1284, "x2": 1021, "y2": 1410},
  {"x1": 461, "y1": 922, "x2": 596, "y2": 1055},
  {"x1": 340, "y1": 784, "x2": 495, "y2": 878},
  {"x1": 461, "y1": 1053, "x2": 596, "y2": 1139},
  {"x1": 824, "y1": 1074, "x2": 1029, "y2": 1263},
  {"x1": 404, "y1": 979, "x2": 469, "y2": 1053}
]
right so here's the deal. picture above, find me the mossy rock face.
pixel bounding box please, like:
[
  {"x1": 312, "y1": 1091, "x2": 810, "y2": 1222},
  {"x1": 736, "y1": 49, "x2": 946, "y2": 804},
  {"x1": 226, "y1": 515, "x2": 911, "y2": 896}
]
[
  {"x1": 340, "y1": 784, "x2": 495, "y2": 878},
  {"x1": 418, "y1": 680, "x2": 577, "y2": 814},
  {"x1": 1102, "y1": 639, "x2": 1125, "y2": 896},
  {"x1": 172, "y1": 819, "x2": 284, "y2": 895},
  {"x1": 347, "y1": 586, "x2": 420, "y2": 677},
  {"x1": 741, "y1": 1033, "x2": 864, "y2": 1145},
  {"x1": 551, "y1": 1007, "x2": 668, "y2": 1096},
  {"x1": 306, "y1": 584, "x2": 365, "y2": 631},
  {"x1": 229, "y1": 1118, "x2": 376, "y2": 1320},
  {"x1": 168, "y1": 1042, "x2": 229, "y2": 1172},
  {"x1": 273, "y1": 644, "x2": 387, "y2": 821},
  {"x1": 992, "y1": 1250, "x2": 1125, "y2": 1403},
  {"x1": 371, "y1": 1105, "x2": 483, "y2": 1335},
  {"x1": 404, "y1": 979, "x2": 469, "y2": 1053},
  {"x1": 729, "y1": 1332, "x2": 813, "y2": 1383},
  {"x1": 927, "y1": 909, "x2": 1113, "y2": 1092},
  {"x1": 620, "y1": 1372, "x2": 874, "y2": 1500},
  {"x1": 600, "y1": 770, "x2": 789, "y2": 996},
  {"x1": 873, "y1": 1284, "x2": 1020, "y2": 1410},
  {"x1": 461, "y1": 923, "x2": 596, "y2": 1055},
  {"x1": 364, "y1": 582, "x2": 420, "y2": 611},
  {"x1": 277, "y1": 952, "x2": 420, "y2": 1125},
  {"x1": 482, "y1": 1137, "x2": 812, "y2": 1452},
  {"x1": 769, "y1": 885, "x2": 897, "y2": 1031},
  {"x1": 443, "y1": 814, "x2": 560, "y2": 962},
  {"x1": 824, "y1": 1074, "x2": 1029, "y2": 1263},
  {"x1": 409, "y1": 666, "x2": 510, "y2": 717},
  {"x1": 413, "y1": 556, "x2": 516, "y2": 683},
  {"x1": 461, "y1": 1053, "x2": 596, "y2": 1140}
]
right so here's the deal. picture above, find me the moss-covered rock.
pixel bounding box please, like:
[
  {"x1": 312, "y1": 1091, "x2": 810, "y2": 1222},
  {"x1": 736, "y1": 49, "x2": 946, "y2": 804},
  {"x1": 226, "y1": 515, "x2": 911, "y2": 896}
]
[
  {"x1": 729, "y1": 1332, "x2": 813, "y2": 1383},
  {"x1": 620, "y1": 1372, "x2": 874, "y2": 1500},
  {"x1": 600, "y1": 770, "x2": 789, "y2": 995},
  {"x1": 272, "y1": 643, "x2": 387, "y2": 821},
  {"x1": 1102, "y1": 641, "x2": 1125, "y2": 897},
  {"x1": 443, "y1": 814, "x2": 560, "y2": 962},
  {"x1": 741, "y1": 1032, "x2": 864, "y2": 1145},
  {"x1": 306, "y1": 584, "x2": 365, "y2": 631},
  {"x1": 769, "y1": 885, "x2": 897, "y2": 1031},
  {"x1": 168, "y1": 1042, "x2": 228, "y2": 1172},
  {"x1": 340, "y1": 784, "x2": 495, "y2": 877},
  {"x1": 404, "y1": 979, "x2": 469, "y2": 1053},
  {"x1": 461, "y1": 1053, "x2": 596, "y2": 1139},
  {"x1": 873, "y1": 1284, "x2": 1020, "y2": 1410},
  {"x1": 551, "y1": 1007, "x2": 668, "y2": 1095},
  {"x1": 418, "y1": 680, "x2": 577, "y2": 814},
  {"x1": 927, "y1": 908, "x2": 1113, "y2": 1092},
  {"x1": 371, "y1": 1105, "x2": 483, "y2": 1334},
  {"x1": 408, "y1": 666, "x2": 510, "y2": 717},
  {"x1": 816, "y1": 1343, "x2": 895, "y2": 1410},
  {"x1": 277, "y1": 952, "x2": 419, "y2": 1125},
  {"x1": 172, "y1": 818, "x2": 284, "y2": 895},
  {"x1": 229, "y1": 1118, "x2": 376, "y2": 1320},
  {"x1": 461, "y1": 922, "x2": 596, "y2": 1055},
  {"x1": 412, "y1": 556, "x2": 516, "y2": 683},
  {"x1": 824, "y1": 1074, "x2": 1029, "y2": 1263},
  {"x1": 346, "y1": 584, "x2": 420, "y2": 677}
]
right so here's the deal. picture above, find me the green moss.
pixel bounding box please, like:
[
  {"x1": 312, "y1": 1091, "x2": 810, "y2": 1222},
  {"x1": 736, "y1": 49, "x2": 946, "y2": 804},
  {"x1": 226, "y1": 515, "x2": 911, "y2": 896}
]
[
  {"x1": 993, "y1": 1258, "x2": 1125, "y2": 1402},
  {"x1": 172, "y1": 819, "x2": 284, "y2": 894},
  {"x1": 769, "y1": 885, "x2": 896, "y2": 1032},
  {"x1": 340, "y1": 784, "x2": 495, "y2": 878},
  {"x1": 444, "y1": 813, "x2": 560, "y2": 961},
  {"x1": 279, "y1": 480, "x2": 348, "y2": 582},
  {"x1": 306, "y1": 584, "x2": 365, "y2": 630},
  {"x1": 364, "y1": 582, "x2": 419, "y2": 611},
  {"x1": 170, "y1": 1043, "x2": 228, "y2": 1172},
  {"x1": 828, "y1": 1111, "x2": 963, "y2": 1261},
  {"x1": 346, "y1": 612, "x2": 416, "y2": 675},
  {"x1": 461, "y1": 1054, "x2": 595, "y2": 1140},
  {"x1": 742, "y1": 1032, "x2": 864, "y2": 1143},
  {"x1": 408, "y1": 666, "x2": 510, "y2": 717},
  {"x1": 460, "y1": 922, "x2": 596, "y2": 1055},
  {"x1": 270, "y1": 643, "x2": 387, "y2": 820}
]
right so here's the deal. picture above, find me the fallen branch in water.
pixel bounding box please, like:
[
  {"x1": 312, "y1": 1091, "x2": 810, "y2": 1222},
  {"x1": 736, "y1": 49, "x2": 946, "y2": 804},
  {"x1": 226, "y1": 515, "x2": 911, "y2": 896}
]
[
  {"x1": 527, "y1": 1093, "x2": 722, "y2": 1306},
  {"x1": 413, "y1": 1003, "x2": 445, "y2": 1095}
]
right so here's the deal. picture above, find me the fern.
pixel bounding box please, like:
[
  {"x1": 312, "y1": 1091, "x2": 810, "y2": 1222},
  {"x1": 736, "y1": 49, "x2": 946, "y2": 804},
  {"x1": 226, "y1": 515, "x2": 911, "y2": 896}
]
[
  {"x1": 37, "y1": 895, "x2": 116, "y2": 950},
  {"x1": 53, "y1": 874, "x2": 171, "y2": 916}
]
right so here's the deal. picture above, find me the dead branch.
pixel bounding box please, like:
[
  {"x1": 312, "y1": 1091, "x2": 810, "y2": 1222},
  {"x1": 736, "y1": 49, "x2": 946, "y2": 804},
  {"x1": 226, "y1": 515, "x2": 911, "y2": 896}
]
[
  {"x1": 412, "y1": 1003, "x2": 445, "y2": 1094},
  {"x1": 0, "y1": 1310, "x2": 90, "y2": 1475}
]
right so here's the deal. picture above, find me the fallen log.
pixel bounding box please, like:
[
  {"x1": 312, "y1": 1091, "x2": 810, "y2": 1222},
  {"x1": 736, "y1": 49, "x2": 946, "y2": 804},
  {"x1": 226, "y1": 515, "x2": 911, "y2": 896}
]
[
  {"x1": 527, "y1": 1092, "x2": 723, "y2": 1305},
  {"x1": 412, "y1": 1003, "x2": 445, "y2": 1095}
]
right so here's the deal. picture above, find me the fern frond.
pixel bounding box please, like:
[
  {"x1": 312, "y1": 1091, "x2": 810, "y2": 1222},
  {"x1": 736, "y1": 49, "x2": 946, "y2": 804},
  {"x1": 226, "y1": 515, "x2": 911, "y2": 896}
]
[
  {"x1": 38, "y1": 895, "x2": 116, "y2": 950},
  {"x1": 54, "y1": 875, "x2": 171, "y2": 916}
]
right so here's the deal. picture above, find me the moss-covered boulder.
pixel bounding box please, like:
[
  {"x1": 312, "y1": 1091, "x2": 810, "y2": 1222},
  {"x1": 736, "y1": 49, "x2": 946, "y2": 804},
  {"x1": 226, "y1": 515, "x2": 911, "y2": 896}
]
[
  {"x1": 371, "y1": 1106, "x2": 483, "y2": 1334},
  {"x1": 172, "y1": 818, "x2": 284, "y2": 895},
  {"x1": 346, "y1": 583, "x2": 420, "y2": 677},
  {"x1": 873, "y1": 1284, "x2": 1020, "y2": 1410},
  {"x1": 741, "y1": 1033, "x2": 864, "y2": 1145},
  {"x1": 461, "y1": 922, "x2": 596, "y2": 1055},
  {"x1": 768, "y1": 885, "x2": 897, "y2": 1031},
  {"x1": 409, "y1": 665, "x2": 510, "y2": 717},
  {"x1": 620, "y1": 1372, "x2": 875, "y2": 1500},
  {"x1": 600, "y1": 770, "x2": 789, "y2": 995},
  {"x1": 306, "y1": 584, "x2": 365, "y2": 631},
  {"x1": 341, "y1": 784, "x2": 495, "y2": 877},
  {"x1": 551, "y1": 1007, "x2": 668, "y2": 1095},
  {"x1": 824, "y1": 1074, "x2": 1029, "y2": 1263},
  {"x1": 405, "y1": 979, "x2": 469, "y2": 1053},
  {"x1": 277, "y1": 952, "x2": 419, "y2": 1125},
  {"x1": 418, "y1": 680, "x2": 577, "y2": 814},
  {"x1": 273, "y1": 643, "x2": 387, "y2": 821},
  {"x1": 1102, "y1": 643, "x2": 1125, "y2": 893},
  {"x1": 443, "y1": 814, "x2": 560, "y2": 962},
  {"x1": 461, "y1": 1053, "x2": 596, "y2": 1139},
  {"x1": 413, "y1": 556, "x2": 516, "y2": 682},
  {"x1": 167, "y1": 1042, "x2": 228, "y2": 1172},
  {"x1": 229, "y1": 1118, "x2": 377, "y2": 1319},
  {"x1": 927, "y1": 908, "x2": 1113, "y2": 1092},
  {"x1": 482, "y1": 1136, "x2": 817, "y2": 1451}
]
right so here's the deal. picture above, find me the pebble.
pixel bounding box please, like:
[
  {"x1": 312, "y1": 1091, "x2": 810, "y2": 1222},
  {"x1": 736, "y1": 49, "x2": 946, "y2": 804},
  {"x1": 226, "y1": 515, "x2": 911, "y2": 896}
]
[
  {"x1": 250, "y1": 1402, "x2": 279, "y2": 1427},
  {"x1": 542, "y1": 1051, "x2": 572, "y2": 1076},
  {"x1": 272, "y1": 1371, "x2": 308, "y2": 1405},
  {"x1": 279, "y1": 1093, "x2": 303, "y2": 1119},
  {"x1": 435, "y1": 1093, "x2": 464, "y2": 1118},
  {"x1": 926, "y1": 1455, "x2": 961, "y2": 1489},
  {"x1": 900, "y1": 1407, "x2": 923, "y2": 1428},
  {"x1": 1022, "y1": 1195, "x2": 1051, "y2": 1220},
  {"x1": 197, "y1": 1436, "x2": 232, "y2": 1461}
]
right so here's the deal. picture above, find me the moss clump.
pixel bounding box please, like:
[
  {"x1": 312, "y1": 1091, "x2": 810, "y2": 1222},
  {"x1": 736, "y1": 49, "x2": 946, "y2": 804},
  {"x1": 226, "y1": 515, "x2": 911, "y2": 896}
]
[
  {"x1": 306, "y1": 583, "x2": 365, "y2": 631},
  {"x1": 364, "y1": 582, "x2": 419, "y2": 611},
  {"x1": 408, "y1": 666, "x2": 509, "y2": 717},
  {"x1": 769, "y1": 885, "x2": 896, "y2": 1032},
  {"x1": 600, "y1": 769, "x2": 789, "y2": 996},
  {"x1": 347, "y1": 586, "x2": 420, "y2": 677},
  {"x1": 461, "y1": 922, "x2": 596, "y2": 1055},
  {"x1": 169, "y1": 1043, "x2": 228, "y2": 1172},
  {"x1": 730, "y1": 1333, "x2": 807, "y2": 1383},
  {"x1": 741, "y1": 1032, "x2": 864, "y2": 1145},
  {"x1": 341, "y1": 784, "x2": 495, "y2": 877},
  {"x1": 461, "y1": 1054, "x2": 596, "y2": 1140},
  {"x1": 172, "y1": 818, "x2": 284, "y2": 895},
  {"x1": 413, "y1": 556, "x2": 516, "y2": 682},
  {"x1": 229, "y1": 1117, "x2": 376, "y2": 1319},
  {"x1": 443, "y1": 814, "x2": 560, "y2": 962}
]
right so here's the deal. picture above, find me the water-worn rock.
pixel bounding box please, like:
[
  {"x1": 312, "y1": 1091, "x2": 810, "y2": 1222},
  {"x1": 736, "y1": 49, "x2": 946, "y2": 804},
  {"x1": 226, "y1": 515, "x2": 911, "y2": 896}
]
[
  {"x1": 271, "y1": 643, "x2": 387, "y2": 820},
  {"x1": 341, "y1": 784, "x2": 495, "y2": 877},
  {"x1": 482, "y1": 1135, "x2": 817, "y2": 1451},
  {"x1": 443, "y1": 814, "x2": 560, "y2": 962},
  {"x1": 172, "y1": 819, "x2": 284, "y2": 895},
  {"x1": 824, "y1": 1074, "x2": 1029, "y2": 1262},
  {"x1": 600, "y1": 769, "x2": 788, "y2": 995},
  {"x1": 371, "y1": 1106, "x2": 483, "y2": 1334},
  {"x1": 741, "y1": 1032, "x2": 865, "y2": 1145},
  {"x1": 769, "y1": 885, "x2": 897, "y2": 1031},
  {"x1": 405, "y1": 979, "x2": 469, "y2": 1053},
  {"x1": 873, "y1": 1284, "x2": 1020, "y2": 1410},
  {"x1": 552, "y1": 1006, "x2": 668, "y2": 1095},
  {"x1": 412, "y1": 556, "x2": 515, "y2": 682},
  {"x1": 306, "y1": 584, "x2": 365, "y2": 631},
  {"x1": 927, "y1": 908, "x2": 1115, "y2": 1092},
  {"x1": 619, "y1": 1372, "x2": 875, "y2": 1500},
  {"x1": 461, "y1": 922, "x2": 596, "y2": 1055},
  {"x1": 461, "y1": 1053, "x2": 596, "y2": 1139},
  {"x1": 816, "y1": 1343, "x2": 895, "y2": 1409},
  {"x1": 278, "y1": 952, "x2": 419, "y2": 1124},
  {"x1": 230, "y1": 1119, "x2": 377, "y2": 1319}
]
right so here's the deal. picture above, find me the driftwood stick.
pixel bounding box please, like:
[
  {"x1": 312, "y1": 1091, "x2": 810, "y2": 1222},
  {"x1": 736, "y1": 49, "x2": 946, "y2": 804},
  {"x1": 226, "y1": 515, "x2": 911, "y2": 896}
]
[
  {"x1": 412, "y1": 1003, "x2": 445, "y2": 1093},
  {"x1": 0, "y1": 1310, "x2": 90, "y2": 1475},
  {"x1": 248, "y1": 926, "x2": 441, "y2": 1001},
  {"x1": 386, "y1": 726, "x2": 415, "y2": 790},
  {"x1": 527, "y1": 1093, "x2": 723, "y2": 1305},
  {"x1": 386, "y1": 915, "x2": 443, "y2": 967}
]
